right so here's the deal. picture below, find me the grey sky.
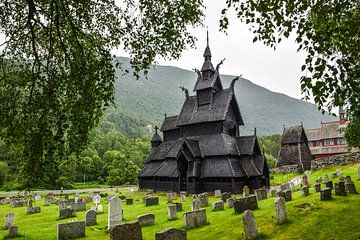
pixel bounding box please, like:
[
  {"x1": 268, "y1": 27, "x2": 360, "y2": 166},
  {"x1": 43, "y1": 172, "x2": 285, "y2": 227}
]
[
  {"x1": 0, "y1": 1, "x2": 307, "y2": 100},
  {"x1": 155, "y1": 1, "x2": 307, "y2": 100}
]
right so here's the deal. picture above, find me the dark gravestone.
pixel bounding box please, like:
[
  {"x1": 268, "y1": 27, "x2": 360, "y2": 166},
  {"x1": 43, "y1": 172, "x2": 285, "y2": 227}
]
[
  {"x1": 335, "y1": 182, "x2": 347, "y2": 196},
  {"x1": 59, "y1": 208, "x2": 76, "y2": 219},
  {"x1": 119, "y1": 195, "x2": 126, "y2": 200},
  {"x1": 233, "y1": 195, "x2": 258, "y2": 214},
  {"x1": 145, "y1": 197, "x2": 159, "y2": 206},
  {"x1": 85, "y1": 209, "x2": 97, "y2": 226},
  {"x1": 110, "y1": 221, "x2": 142, "y2": 240},
  {"x1": 8, "y1": 225, "x2": 18, "y2": 238},
  {"x1": 284, "y1": 190, "x2": 292, "y2": 202},
  {"x1": 345, "y1": 182, "x2": 358, "y2": 194},
  {"x1": 26, "y1": 206, "x2": 41, "y2": 215},
  {"x1": 137, "y1": 213, "x2": 155, "y2": 226},
  {"x1": 300, "y1": 186, "x2": 309, "y2": 197},
  {"x1": 70, "y1": 202, "x2": 86, "y2": 211},
  {"x1": 325, "y1": 181, "x2": 333, "y2": 189},
  {"x1": 221, "y1": 192, "x2": 232, "y2": 202},
  {"x1": 58, "y1": 221, "x2": 85, "y2": 240},
  {"x1": 155, "y1": 228, "x2": 187, "y2": 240},
  {"x1": 67, "y1": 198, "x2": 75, "y2": 205},
  {"x1": 254, "y1": 189, "x2": 267, "y2": 201},
  {"x1": 320, "y1": 188, "x2": 332, "y2": 201},
  {"x1": 314, "y1": 183, "x2": 321, "y2": 193},
  {"x1": 126, "y1": 199, "x2": 133, "y2": 205},
  {"x1": 174, "y1": 202, "x2": 183, "y2": 211}
]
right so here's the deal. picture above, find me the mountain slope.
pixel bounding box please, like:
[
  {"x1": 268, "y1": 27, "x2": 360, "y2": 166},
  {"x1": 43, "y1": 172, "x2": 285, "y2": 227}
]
[{"x1": 113, "y1": 57, "x2": 336, "y2": 135}]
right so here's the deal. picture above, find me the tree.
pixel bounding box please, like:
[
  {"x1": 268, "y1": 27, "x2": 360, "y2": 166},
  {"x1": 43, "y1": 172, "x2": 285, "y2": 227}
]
[
  {"x1": 220, "y1": 1, "x2": 359, "y2": 125},
  {"x1": 0, "y1": 0, "x2": 204, "y2": 188},
  {"x1": 104, "y1": 150, "x2": 140, "y2": 186}
]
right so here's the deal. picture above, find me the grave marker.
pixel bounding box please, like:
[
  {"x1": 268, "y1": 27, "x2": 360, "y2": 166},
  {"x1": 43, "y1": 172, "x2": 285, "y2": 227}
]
[
  {"x1": 58, "y1": 221, "x2": 85, "y2": 240},
  {"x1": 109, "y1": 221, "x2": 142, "y2": 240},
  {"x1": 85, "y1": 209, "x2": 97, "y2": 226},
  {"x1": 108, "y1": 196, "x2": 122, "y2": 230},
  {"x1": 275, "y1": 197, "x2": 287, "y2": 224},
  {"x1": 242, "y1": 210, "x2": 258, "y2": 240}
]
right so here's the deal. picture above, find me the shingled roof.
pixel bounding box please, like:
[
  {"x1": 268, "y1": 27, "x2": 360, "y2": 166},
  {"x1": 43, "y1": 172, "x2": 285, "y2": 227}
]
[
  {"x1": 237, "y1": 135, "x2": 257, "y2": 155},
  {"x1": 176, "y1": 88, "x2": 244, "y2": 126},
  {"x1": 281, "y1": 125, "x2": 308, "y2": 144},
  {"x1": 160, "y1": 115, "x2": 179, "y2": 131},
  {"x1": 193, "y1": 71, "x2": 222, "y2": 91}
]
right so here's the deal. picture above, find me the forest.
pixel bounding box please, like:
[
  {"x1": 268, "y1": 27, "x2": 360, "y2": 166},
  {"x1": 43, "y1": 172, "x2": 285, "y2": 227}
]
[{"x1": 0, "y1": 108, "x2": 281, "y2": 191}]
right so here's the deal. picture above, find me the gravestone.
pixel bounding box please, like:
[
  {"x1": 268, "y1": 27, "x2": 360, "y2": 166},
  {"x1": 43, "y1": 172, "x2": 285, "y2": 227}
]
[
  {"x1": 137, "y1": 213, "x2": 155, "y2": 226},
  {"x1": 284, "y1": 190, "x2": 292, "y2": 202},
  {"x1": 174, "y1": 202, "x2": 183, "y2": 211},
  {"x1": 58, "y1": 200, "x2": 67, "y2": 210},
  {"x1": 300, "y1": 186, "x2": 309, "y2": 197},
  {"x1": 331, "y1": 172, "x2": 337, "y2": 179},
  {"x1": 166, "y1": 193, "x2": 177, "y2": 201},
  {"x1": 108, "y1": 196, "x2": 122, "y2": 230},
  {"x1": 325, "y1": 181, "x2": 333, "y2": 189},
  {"x1": 168, "y1": 204, "x2": 177, "y2": 220},
  {"x1": 44, "y1": 197, "x2": 50, "y2": 206},
  {"x1": 320, "y1": 188, "x2": 332, "y2": 201},
  {"x1": 34, "y1": 195, "x2": 41, "y2": 201},
  {"x1": 58, "y1": 221, "x2": 85, "y2": 240},
  {"x1": 276, "y1": 191, "x2": 285, "y2": 199},
  {"x1": 290, "y1": 182, "x2": 296, "y2": 192},
  {"x1": 212, "y1": 200, "x2": 224, "y2": 211},
  {"x1": 214, "y1": 190, "x2": 221, "y2": 198},
  {"x1": 221, "y1": 192, "x2": 232, "y2": 202},
  {"x1": 335, "y1": 182, "x2": 347, "y2": 196},
  {"x1": 143, "y1": 194, "x2": 151, "y2": 203},
  {"x1": 345, "y1": 176, "x2": 351, "y2": 184},
  {"x1": 97, "y1": 204, "x2": 104, "y2": 213},
  {"x1": 26, "y1": 206, "x2": 41, "y2": 215},
  {"x1": 226, "y1": 198, "x2": 234, "y2": 208},
  {"x1": 183, "y1": 209, "x2": 207, "y2": 229},
  {"x1": 243, "y1": 186, "x2": 250, "y2": 197},
  {"x1": 126, "y1": 198, "x2": 133, "y2": 205},
  {"x1": 5, "y1": 212, "x2": 14, "y2": 229},
  {"x1": 280, "y1": 183, "x2": 290, "y2": 191},
  {"x1": 145, "y1": 197, "x2": 159, "y2": 206},
  {"x1": 191, "y1": 199, "x2": 200, "y2": 211},
  {"x1": 242, "y1": 210, "x2": 258, "y2": 240},
  {"x1": 109, "y1": 221, "x2": 142, "y2": 240},
  {"x1": 59, "y1": 208, "x2": 76, "y2": 219},
  {"x1": 233, "y1": 195, "x2": 258, "y2": 214},
  {"x1": 275, "y1": 197, "x2": 287, "y2": 224},
  {"x1": 85, "y1": 209, "x2": 97, "y2": 226},
  {"x1": 198, "y1": 193, "x2": 208, "y2": 207},
  {"x1": 71, "y1": 202, "x2": 86, "y2": 211},
  {"x1": 324, "y1": 174, "x2": 329, "y2": 182},
  {"x1": 8, "y1": 225, "x2": 18, "y2": 238},
  {"x1": 93, "y1": 194, "x2": 101, "y2": 204},
  {"x1": 180, "y1": 194, "x2": 186, "y2": 202},
  {"x1": 269, "y1": 189, "x2": 277, "y2": 197},
  {"x1": 155, "y1": 228, "x2": 186, "y2": 240},
  {"x1": 254, "y1": 189, "x2": 267, "y2": 201},
  {"x1": 345, "y1": 182, "x2": 358, "y2": 194},
  {"x1": 314, "y1": 183, "x2": 321, "y2": 193}
]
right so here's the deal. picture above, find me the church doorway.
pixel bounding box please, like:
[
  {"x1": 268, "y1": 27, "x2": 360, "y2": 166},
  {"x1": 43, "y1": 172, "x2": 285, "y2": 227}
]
[{"x1": 177, "y1": 153, "x2": 188, "y2": 191}]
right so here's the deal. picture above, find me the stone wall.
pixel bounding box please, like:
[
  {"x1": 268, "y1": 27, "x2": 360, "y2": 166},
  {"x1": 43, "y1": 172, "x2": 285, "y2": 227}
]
[
  {"x1": 270, "y1": 164, "x2": 301, "y2": 174},
  {"x1": 271, "y1": 152, "x2": 360, "y2": 174},
  {"x1": 311, "y1": 152, "x2": 360, "y2": 171}
]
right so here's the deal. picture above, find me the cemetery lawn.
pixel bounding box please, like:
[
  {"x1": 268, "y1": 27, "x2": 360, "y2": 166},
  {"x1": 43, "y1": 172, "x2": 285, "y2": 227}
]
[{"x1": 1, "y1": 163, "x2": 360, "y2": 239}]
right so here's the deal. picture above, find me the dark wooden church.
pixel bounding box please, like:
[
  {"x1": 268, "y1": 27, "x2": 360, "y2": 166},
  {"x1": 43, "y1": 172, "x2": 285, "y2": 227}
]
[{"x1": 138, "y1": 37, "x2": 270, "y2": 194}]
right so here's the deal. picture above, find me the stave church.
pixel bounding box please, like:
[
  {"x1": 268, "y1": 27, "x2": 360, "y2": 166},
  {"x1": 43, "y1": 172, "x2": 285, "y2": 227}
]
[{"x1": 138, "y1": 35, "x2": 270, "y2": 194}]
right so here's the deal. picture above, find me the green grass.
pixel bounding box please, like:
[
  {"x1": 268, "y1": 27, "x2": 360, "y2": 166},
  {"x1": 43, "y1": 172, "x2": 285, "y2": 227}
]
[{"x1": 1, "y1": 163, "x2": 360, "y2": 239}]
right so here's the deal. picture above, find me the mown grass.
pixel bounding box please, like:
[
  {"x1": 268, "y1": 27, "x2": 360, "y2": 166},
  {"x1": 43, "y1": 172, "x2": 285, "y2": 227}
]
[{"x1": 1, "y1": 163, "x2": 360, "y2": 239}]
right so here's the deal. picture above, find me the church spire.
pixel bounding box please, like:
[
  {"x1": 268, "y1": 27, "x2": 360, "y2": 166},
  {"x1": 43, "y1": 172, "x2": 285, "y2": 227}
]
[
  {"x1": 151, "y1": 125, "x2": 162, "y2": 148},
  {"x1": 201, "y1": 30, "x2": 215, "y2": 73}
]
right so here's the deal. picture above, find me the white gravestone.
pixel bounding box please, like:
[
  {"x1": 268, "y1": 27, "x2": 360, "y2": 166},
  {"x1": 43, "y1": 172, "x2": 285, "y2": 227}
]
[{"x1": 108, "y1": 196, "x2": 122, "y2": 230}]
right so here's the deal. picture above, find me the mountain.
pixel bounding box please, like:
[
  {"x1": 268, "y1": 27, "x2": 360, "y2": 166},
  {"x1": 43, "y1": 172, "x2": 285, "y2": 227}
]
[{"x1": 112, "y1": 57, "x2": 336, "y2": 136}]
